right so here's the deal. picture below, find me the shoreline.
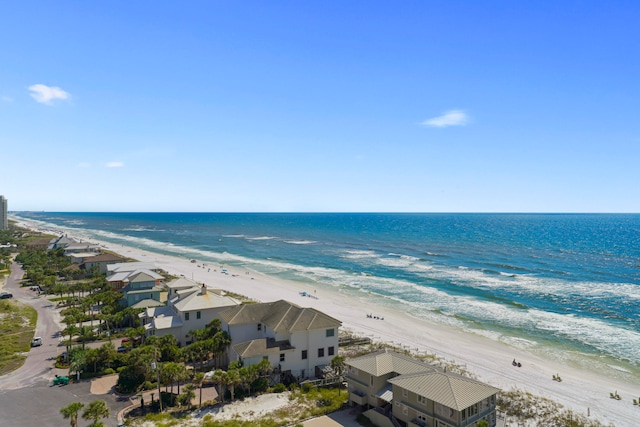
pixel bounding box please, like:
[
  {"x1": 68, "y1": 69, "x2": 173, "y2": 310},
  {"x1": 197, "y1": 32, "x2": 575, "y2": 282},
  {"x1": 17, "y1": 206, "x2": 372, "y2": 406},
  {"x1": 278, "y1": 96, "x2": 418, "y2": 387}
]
[{"x1": 13, "y1": 218, "x2": 639, "y2": 426}]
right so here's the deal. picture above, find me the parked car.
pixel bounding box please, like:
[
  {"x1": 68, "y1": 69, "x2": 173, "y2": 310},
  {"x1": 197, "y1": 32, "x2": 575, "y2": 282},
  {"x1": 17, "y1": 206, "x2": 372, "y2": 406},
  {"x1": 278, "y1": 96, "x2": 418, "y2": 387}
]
[
  {"x1": 31, "y1": 337, "x2": 43, "y2": 347},
  {"x1": 0, "y1": 292, "x2": 13, "y2": 299}
]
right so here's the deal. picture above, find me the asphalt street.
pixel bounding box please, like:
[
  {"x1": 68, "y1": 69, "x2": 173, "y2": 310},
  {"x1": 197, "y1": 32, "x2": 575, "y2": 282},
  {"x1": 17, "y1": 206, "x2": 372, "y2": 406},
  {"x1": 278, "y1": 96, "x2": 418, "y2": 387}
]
[{"x1": 0, "y1": 259, "x2": 130, "y2": 426}]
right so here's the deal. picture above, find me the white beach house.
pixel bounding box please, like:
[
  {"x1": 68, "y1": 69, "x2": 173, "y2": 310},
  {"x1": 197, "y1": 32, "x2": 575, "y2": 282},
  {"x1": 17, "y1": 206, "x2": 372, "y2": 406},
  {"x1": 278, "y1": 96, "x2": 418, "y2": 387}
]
[
  {"x1": 219, "y1": 300, "x2": 342, "y2": 381},
  {"x1": 139, "y1": 277, "x2": 241, "y2": 346}
]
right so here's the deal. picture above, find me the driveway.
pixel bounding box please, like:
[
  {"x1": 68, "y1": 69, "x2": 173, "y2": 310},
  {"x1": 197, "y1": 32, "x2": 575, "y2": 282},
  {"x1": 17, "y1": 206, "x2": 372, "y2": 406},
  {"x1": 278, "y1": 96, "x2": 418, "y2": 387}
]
[{"x1": 0, "y1": 259, "x2": 130, "y2": 426}]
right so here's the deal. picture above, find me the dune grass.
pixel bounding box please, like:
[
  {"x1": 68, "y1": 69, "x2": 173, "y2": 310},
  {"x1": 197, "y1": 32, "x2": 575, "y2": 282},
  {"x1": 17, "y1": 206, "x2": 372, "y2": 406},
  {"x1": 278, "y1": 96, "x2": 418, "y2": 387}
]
[{"x1": 0, "y1": 299, "x2": 37, "y2": 375}]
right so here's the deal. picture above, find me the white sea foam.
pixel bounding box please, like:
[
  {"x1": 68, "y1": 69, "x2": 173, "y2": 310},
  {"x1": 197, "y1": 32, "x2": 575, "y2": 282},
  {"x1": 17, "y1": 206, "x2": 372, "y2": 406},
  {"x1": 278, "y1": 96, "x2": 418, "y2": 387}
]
[
  {"x1": 14, "y1": 214, "x2": 640, "y2": 367},
  {"x1": 123, "y1": 226, "x2": 163, "y2": 232},
  {"x1": 283, "y1": 240, "x2": 317, "y2": 245},
  {"x1": 341, "y1": 250, "x2": 379, "y2": 260}
]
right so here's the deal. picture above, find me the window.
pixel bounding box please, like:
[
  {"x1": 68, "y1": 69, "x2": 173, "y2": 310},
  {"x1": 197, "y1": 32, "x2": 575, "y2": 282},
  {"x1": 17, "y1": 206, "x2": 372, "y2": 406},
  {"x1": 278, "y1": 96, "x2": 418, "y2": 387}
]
[
  {"x1": 468, "y1": 404, "x2": 478, "y2": 416},
  {"x1": 302, "y1": 350, "x2": 308, "y2": 360},
  {"x1": 328, "y1": 346, "x2": 334, "y2": 356},
  {"x1": 402, "y1": 404, "x2": 408, "y2": 416},
  {"x1": 318, "y1": 348, "x2": 324, "y2": 357},
  {"x1": 417, "y1": 395, "x2": 426, "y2": 405},
  {"x1": 185, "y1": 312, "x2": 190, "y2": 321},
  {"x1": 370, "y1": 375, "x2": 374, "y2": 386},
  {"x1": 280, "y1": 353, "x2": 285, "y2": 362},
  {"x1": 402, "y1": 388, "x2": 408, "y2": 397},
  {"x1": 326, "y1": 328, "x2": 335, "y2": 337},
  {"x1": 196, "y1": 311, "x2": 201, "y2": 319},
  {"x1": 257, "y1": 323, "x2": 262, "y2": 331}
]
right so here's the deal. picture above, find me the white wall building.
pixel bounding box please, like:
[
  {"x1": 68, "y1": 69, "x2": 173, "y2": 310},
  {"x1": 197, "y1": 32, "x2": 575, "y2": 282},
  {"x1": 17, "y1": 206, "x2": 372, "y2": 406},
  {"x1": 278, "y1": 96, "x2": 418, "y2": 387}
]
[
  {"x1": 140, "y1": 278, "x2": 241, "y2": 346},
  {"x1": 219, "y1": 300, "x2": 342, "y2": 380}
]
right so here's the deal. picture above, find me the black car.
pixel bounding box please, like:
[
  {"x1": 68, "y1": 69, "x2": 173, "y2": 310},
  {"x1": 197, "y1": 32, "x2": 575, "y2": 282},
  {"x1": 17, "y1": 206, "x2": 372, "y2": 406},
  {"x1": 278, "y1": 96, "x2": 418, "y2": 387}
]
[{"x1": 0, "y1": 292, "x2": 13, "y2": 299}]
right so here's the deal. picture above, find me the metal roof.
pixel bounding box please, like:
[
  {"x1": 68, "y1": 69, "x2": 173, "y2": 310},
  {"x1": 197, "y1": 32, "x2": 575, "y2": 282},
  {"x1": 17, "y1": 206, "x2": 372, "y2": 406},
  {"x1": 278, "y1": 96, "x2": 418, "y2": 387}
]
[
  {"x1": 172, "y1": 287, "x2": 240, "y2": 312},
  {"x1": 376, "y1": 384, "x2": 394, "y2": 403},
  {"x1": 388, "y1": 371, "x2": 500, "y2": 411},
  {"x1": 346, "y1": 349, "x2": 435, "y2": 376}
]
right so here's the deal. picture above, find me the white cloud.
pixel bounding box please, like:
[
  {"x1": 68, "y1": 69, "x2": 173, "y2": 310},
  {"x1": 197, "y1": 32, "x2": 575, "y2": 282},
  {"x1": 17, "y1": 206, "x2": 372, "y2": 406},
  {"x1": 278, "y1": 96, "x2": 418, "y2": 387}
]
[
  {"x1": 106, "y1": 161, "x2": 124, "y2": 168},
  {"x1": 421, "y1": 110, "x2": 469, "y2": 127},
  {"x1": 28, "y1": 84, "x2": 70, "y2": 105}
]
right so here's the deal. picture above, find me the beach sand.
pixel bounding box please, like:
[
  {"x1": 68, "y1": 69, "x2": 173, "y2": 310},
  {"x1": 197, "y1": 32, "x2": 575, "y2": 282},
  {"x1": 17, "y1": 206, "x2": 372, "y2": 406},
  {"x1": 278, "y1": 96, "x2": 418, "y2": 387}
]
[{"x1": 17, "y1": 221, "x2": 638, "y2": 426}]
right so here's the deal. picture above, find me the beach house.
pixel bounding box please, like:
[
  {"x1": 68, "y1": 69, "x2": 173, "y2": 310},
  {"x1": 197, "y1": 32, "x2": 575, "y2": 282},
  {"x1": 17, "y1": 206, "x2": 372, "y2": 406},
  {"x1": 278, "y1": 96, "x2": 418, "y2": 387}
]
[
  {"x1": 106, "y1": 268, "x2": 167, "y2": 306},
  {"x1": 139, "y1": 277, "x2": 241, "y2": 345},
  {"x1": 80, "y1": 253, "x2": 126, "y2": 274},
  {"x1": 346, "y1": 349, "x2": 499, "y2": 427},
  {"x1": 218, "y1": 300, "x2": 342, "y2": 381}
]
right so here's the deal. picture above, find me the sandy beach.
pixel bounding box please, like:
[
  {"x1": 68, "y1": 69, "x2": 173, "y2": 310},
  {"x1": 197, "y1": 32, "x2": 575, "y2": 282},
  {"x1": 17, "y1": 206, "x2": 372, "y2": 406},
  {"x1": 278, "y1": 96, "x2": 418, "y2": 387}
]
[{"x1": 15, "y1": 220, "x2": 639, "y2": 427}]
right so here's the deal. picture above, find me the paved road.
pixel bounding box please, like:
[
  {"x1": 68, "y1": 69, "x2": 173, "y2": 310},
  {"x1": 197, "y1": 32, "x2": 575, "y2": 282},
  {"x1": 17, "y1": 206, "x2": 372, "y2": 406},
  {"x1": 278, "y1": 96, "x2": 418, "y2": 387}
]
[{"x1": 0, "y1": 259, "x2": 130, "y2": 426}]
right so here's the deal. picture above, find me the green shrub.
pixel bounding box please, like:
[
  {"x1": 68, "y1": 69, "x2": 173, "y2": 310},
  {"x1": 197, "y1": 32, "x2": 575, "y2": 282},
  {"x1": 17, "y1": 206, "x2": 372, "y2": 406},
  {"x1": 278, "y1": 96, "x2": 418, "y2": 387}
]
[
  {"x1": 102, "y1": 368, "x2": 115, "y2": 375},
  {"x1": 272, "y1": 383, "x2": 286, "y2": 393}
]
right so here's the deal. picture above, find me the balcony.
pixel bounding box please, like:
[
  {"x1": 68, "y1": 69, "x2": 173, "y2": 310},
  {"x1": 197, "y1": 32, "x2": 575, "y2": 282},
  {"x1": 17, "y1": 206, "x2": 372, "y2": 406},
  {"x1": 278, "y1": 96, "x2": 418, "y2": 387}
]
[
  {"x1": 350, "y1": 389, "x2": 368, "y2": 406},
  {"x1": 409, "y1": 419, "x2": 428, "y2": 427}
]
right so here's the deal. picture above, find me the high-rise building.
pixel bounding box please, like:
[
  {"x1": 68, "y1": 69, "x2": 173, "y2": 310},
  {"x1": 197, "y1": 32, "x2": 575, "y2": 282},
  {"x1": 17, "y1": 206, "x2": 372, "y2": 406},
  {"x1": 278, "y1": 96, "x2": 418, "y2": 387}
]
[{"x1": 0, "y1": 195, "x2": 7, "y2": 230}]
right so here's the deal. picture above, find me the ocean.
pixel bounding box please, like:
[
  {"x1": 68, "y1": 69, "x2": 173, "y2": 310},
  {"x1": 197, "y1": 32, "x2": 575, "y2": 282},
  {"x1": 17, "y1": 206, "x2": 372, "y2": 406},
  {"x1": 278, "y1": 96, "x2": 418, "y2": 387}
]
[{"x1": 13, "y1": 212, "x2": 640, "y2": 381}]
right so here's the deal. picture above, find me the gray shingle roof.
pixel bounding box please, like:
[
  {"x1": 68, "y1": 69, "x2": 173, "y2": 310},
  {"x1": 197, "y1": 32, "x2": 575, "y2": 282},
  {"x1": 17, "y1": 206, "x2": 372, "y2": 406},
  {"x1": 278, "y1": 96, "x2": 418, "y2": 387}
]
[{"x1": 220, "y1": 300, "x2": 341, "y2": 332}]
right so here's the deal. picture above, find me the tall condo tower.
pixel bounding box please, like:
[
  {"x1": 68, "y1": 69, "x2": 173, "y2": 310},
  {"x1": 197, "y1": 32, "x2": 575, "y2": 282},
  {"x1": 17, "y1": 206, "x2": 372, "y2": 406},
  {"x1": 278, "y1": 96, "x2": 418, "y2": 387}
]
[{"x1": 0, "y1": 195, "x2": 7, "y2": 230}]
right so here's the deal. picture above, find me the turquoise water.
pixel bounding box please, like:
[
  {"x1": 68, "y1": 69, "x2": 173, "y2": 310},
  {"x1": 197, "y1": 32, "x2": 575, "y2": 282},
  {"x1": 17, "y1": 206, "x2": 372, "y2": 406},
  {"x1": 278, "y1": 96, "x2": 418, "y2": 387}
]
[{"x1": 14, "y1": 212, "x2": 640, "y2": 379}]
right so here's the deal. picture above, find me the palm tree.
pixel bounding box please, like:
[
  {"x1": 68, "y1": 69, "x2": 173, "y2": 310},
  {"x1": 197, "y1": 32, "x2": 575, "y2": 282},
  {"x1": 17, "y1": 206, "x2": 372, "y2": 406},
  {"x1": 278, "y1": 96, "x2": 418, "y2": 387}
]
[
  {"x1": 77, "y1": 325, "x2": 95, "y2": 350},
  {"x1": 193, "y1": 372, "x2": 205, "y2": 408},
  {"x1": 161, "y1": 361, "x2": 180, "y2": 394},
  {"x1": 60, "y1": 402, "x2": 84, "y2": 427},
  {"x1": 68, "y1": 347, "x2": 87, "y2": 379},
  {"x1": 178, "y1": 383, "x2": 196, "y2": 408},
  {"x1": 175, "y1": 363, "x2": 190, "y2": 395},
  {"x1": 211, "y1": 369, "x2": 228, "y2": 403},
  {"x1": 97, "y1": 342, "x2": 117, "y2": 369},
  {"x1": 331, "y1": 355, "x2": 346, "y2": 395},
  {"x1": 82, "y1": 400, "x2": 110, "y2": 427},
  {"x1": 226, "y1": 368, "x2": 241, "y2": 401}
]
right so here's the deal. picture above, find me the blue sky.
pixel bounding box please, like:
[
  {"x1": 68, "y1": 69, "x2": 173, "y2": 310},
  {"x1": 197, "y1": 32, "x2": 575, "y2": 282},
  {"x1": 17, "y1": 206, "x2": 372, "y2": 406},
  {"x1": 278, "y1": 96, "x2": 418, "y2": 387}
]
[{"x1": 2, "y1": 1, "x2": 639, "y2": 212}]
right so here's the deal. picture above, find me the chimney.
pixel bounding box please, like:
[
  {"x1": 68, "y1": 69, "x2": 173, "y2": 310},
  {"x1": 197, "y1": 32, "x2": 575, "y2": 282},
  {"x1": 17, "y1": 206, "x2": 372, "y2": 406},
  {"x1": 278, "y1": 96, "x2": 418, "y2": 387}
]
[{"x1": 201, "y1": 284, "x2": 207, "y2": 295}]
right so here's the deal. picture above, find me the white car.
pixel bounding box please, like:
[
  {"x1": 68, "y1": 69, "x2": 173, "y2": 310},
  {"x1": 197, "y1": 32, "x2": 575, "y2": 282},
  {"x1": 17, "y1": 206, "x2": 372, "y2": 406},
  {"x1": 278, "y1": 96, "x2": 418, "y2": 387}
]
[{"x1": 31, "y1": 337, "x2": 43, "y2": 347}]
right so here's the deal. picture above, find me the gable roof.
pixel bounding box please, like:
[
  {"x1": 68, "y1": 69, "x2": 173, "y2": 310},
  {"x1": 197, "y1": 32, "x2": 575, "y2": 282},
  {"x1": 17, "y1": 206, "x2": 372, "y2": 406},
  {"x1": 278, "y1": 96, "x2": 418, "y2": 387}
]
[
  {"x1": 346, "y1": 349, "x2": 435, "y2": 376},
  {"x1": 388, "y1": 371, "x2": 500, "y2": 411},
  {"x1": 106, "y1": 268, "x2": 163, "y2": 283},
  {"x1": 232, "y1": 338, "x2": 281, "y2": 358},
  {"x1": 128, "y1": 269, "x2": 164, "y2": 282},
  {"x1": 48, "y1": 235, "x2": 78, "y2": 250},
  {"x1": 219, "y1": 300, "x2": 342, "y2": 333},
  {"x1": 131, "y1": 299, "x2": 165, "y2": 309}
]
